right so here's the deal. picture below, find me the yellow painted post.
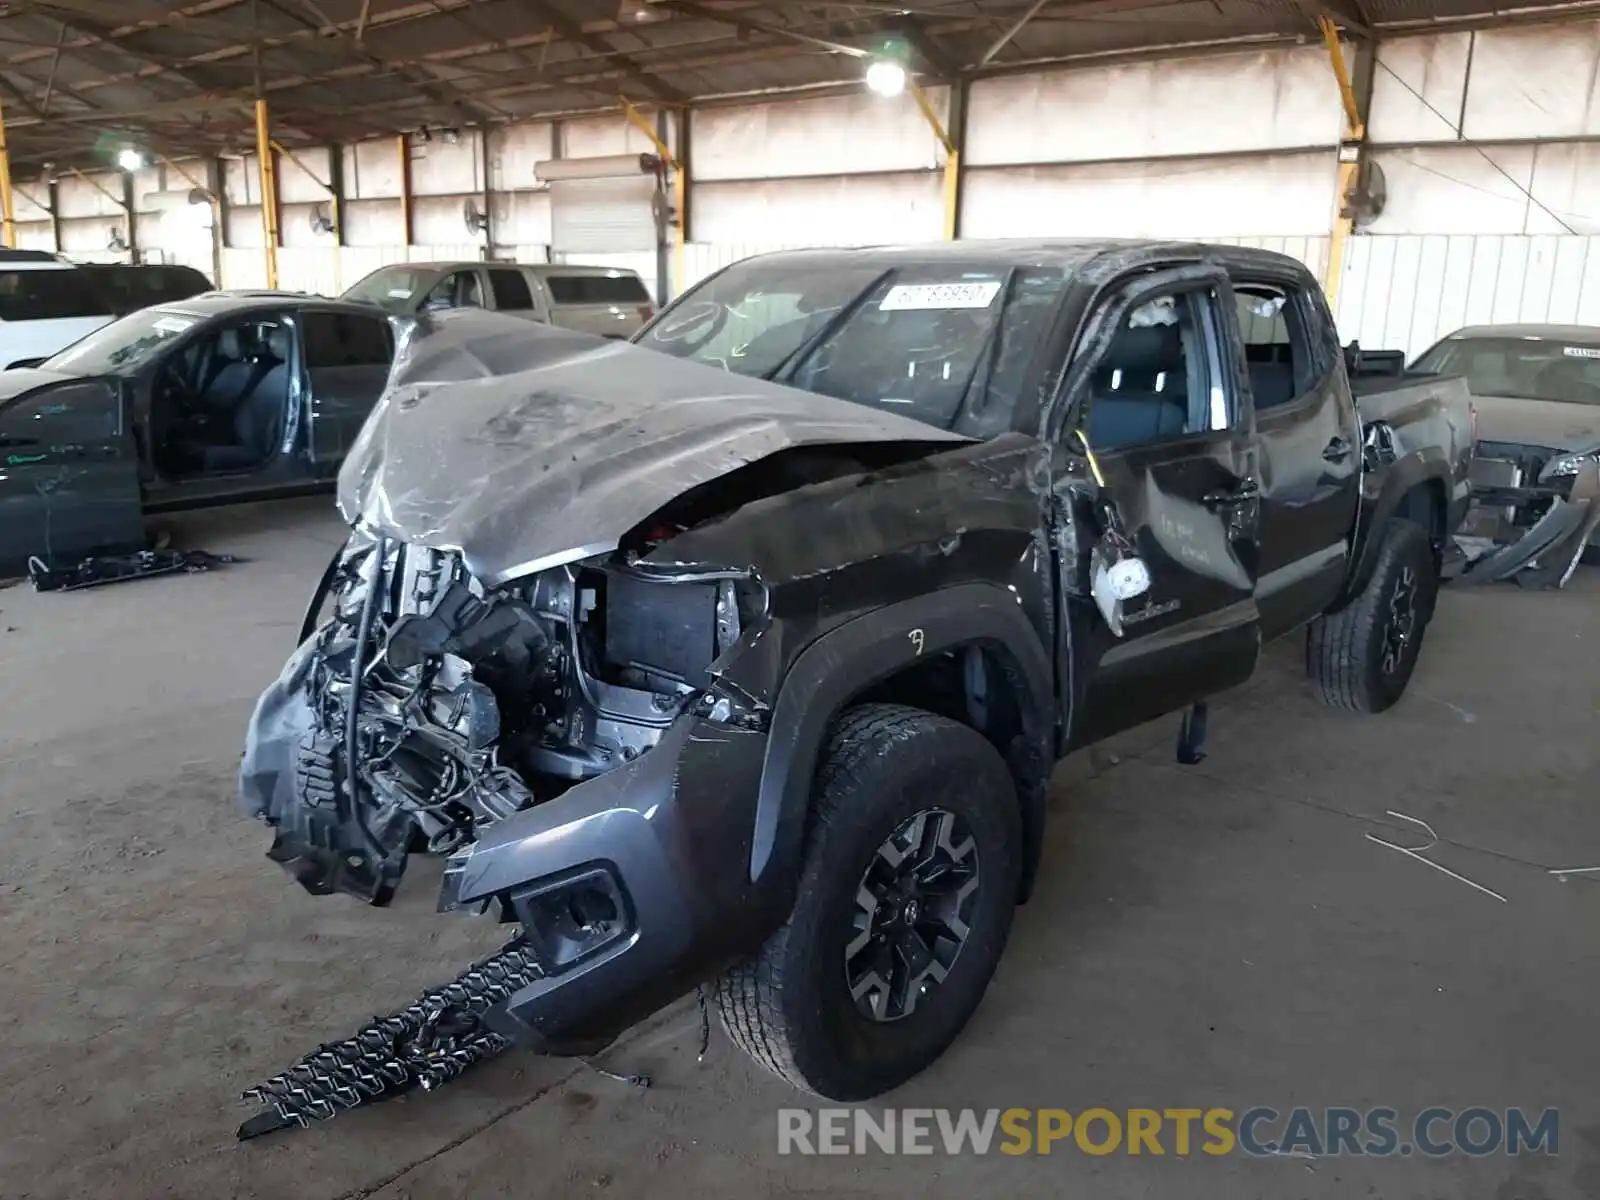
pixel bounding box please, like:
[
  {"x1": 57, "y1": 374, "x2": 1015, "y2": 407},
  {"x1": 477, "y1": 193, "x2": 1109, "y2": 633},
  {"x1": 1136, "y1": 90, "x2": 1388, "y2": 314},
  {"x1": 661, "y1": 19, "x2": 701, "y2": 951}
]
[
  {"x1": 1320, "y1": 16, "x2": 1367, "y2": 310},
  {"x1": 0, "y1": 94, "x2": 15, "y2": 249},
  {"x1": 942, "y1": 150, "x2": 960, "y2": 242},
  {"x1": 909, "y1": 81, "x2": 960, "y2": 240},
  {"x1": 619, "y1": 97, "x2": 686, "y2": 298},
  {"x1": 672, "y1": 160, "x2": 686, "y2": 297},
  {"x1": 254, "y1": 98, "x2": 279, "y2": 288}
]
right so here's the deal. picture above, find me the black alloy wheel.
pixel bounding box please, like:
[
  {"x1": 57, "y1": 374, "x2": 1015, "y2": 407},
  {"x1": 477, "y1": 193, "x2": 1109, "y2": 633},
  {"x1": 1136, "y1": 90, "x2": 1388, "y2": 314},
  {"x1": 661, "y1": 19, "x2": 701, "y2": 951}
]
[{"x1": 844, "y1": 807, "x2": 981, "y2": 1023}]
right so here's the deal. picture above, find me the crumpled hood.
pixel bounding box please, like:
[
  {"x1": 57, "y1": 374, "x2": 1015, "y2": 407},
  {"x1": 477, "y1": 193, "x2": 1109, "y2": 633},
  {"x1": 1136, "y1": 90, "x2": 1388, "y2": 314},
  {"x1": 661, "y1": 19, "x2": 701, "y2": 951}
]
[{"x1": 337, "y1": 309, "x2": 972, "y2": 586}]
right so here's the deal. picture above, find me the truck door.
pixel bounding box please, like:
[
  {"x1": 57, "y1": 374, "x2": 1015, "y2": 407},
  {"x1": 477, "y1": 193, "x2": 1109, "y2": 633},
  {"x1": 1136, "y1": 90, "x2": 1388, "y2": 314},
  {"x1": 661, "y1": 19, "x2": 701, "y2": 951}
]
[
  {"x1": 486, "y1": 265, "x2": 541, "y2": 322},
  {"x1": 1050, "y1": 265, "x2": 1262, "y2": 746},
  {"x1": 299, "y1": 308, "x2": 397, "y2": 476},
  {"x1": 0, "y1": 378, "x2": 145, "y2": 573},
  {"x1": 1225, "y1": 272, "x2": 1361, "y2": 639}
]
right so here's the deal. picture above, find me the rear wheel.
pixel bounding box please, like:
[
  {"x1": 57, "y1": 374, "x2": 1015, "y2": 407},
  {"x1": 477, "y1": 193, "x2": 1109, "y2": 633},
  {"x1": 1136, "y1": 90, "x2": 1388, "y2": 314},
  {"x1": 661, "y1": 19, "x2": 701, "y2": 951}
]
[
  {"x1": 1307, "y1": 517, "x2": 1439, "y2": 713},
  {"x1": 715, "y1": 704, "x2": 1021, "y2": 1100}
]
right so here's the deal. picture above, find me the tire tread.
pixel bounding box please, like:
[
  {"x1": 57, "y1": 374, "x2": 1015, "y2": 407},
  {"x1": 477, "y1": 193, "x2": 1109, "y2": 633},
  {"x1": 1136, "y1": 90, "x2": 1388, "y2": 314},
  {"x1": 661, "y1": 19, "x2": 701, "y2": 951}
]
[
  {"x1": 1307, "y1": 517, "x2": 1436, "y2": 713},
  {"x1": 715, "y1": 703, "x2": 1008, "y2": 1095}
]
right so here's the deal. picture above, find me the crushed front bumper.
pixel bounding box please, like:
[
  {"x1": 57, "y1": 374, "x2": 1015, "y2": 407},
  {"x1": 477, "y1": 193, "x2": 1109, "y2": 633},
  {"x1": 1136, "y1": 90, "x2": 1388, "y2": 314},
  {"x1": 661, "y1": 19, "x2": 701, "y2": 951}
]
[
  {"x1": 241, "y1": 668, "x2": 783, "y2": 1053},
  {"x1": 1458, "y1": 458, "x2": 1600, "y2": 588}
]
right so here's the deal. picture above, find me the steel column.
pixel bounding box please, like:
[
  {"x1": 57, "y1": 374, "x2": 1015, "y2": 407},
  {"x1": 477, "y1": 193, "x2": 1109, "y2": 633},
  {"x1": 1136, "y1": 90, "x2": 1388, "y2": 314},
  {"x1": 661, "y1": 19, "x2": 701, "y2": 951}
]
[
  {"x1": 255, "y1": 98, "x2": 279, "y2": 288},
  {"x1": 909, "y1": 80, "x2": 962, "y2": 240},
  {"x1": 0, "y1": 95, "x2": 16, "y2": 249},
  {"x1": 620, "y1": 97, "x2": 686, "y2": 298},
  {"x1": 1320, "y1": 16, "x2": 1375, "y2": 309},
  {"x1": 209, "y1": 157, "x2": 228, "y2": 284},
  {"x1": 398, "y1": 134, "x2": 413, "y2": 248},
  {"x1": 121, "y1": 168, "x2": 138, "y2": 263},
  {"x1": 479, "y1": 126, "x2": 493, "y2": 258},
  {"x1": 47, "y1": 180, "x2": 62, "y2": 253}
]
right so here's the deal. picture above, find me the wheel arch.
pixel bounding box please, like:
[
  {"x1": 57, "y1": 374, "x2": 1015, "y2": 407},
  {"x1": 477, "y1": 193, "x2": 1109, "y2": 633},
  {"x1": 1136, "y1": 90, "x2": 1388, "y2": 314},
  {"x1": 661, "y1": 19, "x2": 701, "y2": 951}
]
[
  {"x1": 750, "y1": 583, "x2": 1056, "y2": 906},
  {"x1": 1338, "y1": 453, "x2": 1450, "y2": 610}
]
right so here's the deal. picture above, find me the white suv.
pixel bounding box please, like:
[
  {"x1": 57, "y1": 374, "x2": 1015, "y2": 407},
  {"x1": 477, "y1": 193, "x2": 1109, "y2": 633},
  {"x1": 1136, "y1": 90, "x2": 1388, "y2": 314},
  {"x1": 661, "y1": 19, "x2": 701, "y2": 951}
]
[{"x1": 0, "y1": 250, "x2": 117, "y2": 369}]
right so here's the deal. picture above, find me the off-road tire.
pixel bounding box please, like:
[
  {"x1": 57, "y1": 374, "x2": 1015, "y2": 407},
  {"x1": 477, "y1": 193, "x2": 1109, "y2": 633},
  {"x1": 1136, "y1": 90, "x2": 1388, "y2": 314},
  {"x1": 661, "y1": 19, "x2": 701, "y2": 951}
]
[
  {"x1": 1307, "y1": 517, "x2": 1439, "y2": 713},
  {"x1": 715, "y1": 703, "x2": 1022, "y2": 1100}
]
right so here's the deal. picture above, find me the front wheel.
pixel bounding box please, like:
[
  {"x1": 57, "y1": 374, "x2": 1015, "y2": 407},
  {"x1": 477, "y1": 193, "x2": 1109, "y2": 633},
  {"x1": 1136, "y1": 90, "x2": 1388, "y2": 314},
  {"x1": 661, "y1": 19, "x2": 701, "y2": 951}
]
[
  {"x1": 1307, "y1": 517, "x2": 1439, "y2": 713},
  {"x1": 715, "y1": 704, "x2": 1022, "y2": 1100}
]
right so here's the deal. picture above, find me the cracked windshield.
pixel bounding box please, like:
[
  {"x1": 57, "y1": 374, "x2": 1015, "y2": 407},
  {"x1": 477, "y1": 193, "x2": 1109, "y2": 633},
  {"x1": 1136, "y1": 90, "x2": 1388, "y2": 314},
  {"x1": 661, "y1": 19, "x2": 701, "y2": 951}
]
[{"x1": 639, "y1": 260, "x2": 1067, "y2": 434}]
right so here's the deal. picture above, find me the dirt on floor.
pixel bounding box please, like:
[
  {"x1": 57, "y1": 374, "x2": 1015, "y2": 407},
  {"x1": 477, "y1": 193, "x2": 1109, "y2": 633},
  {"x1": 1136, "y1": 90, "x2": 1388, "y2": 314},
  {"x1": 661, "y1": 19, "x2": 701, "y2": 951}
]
[{"x1": 0, "y1": 497, "x2": 1596, "y2": 1200}]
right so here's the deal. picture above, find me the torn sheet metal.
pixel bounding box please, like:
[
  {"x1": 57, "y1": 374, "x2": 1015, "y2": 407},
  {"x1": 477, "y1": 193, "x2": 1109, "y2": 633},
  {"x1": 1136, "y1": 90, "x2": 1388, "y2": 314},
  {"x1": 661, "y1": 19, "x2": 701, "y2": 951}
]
[
  {"x1": 1458, "y1": 459, "x2": 1599, "y2": 588},
  {"x1": 338, "y1": 309, "x2": 974, "y2": 588}
]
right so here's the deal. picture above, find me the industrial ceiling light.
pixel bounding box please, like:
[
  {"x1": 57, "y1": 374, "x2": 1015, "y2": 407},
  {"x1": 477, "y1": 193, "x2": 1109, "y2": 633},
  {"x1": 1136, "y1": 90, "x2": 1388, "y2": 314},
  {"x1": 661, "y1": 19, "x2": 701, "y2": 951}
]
[
  {"x1": 117, "y1": 147, "x2": 146, "y2": 172},
  {"x1": 865, "y1": 59, "x2": 907, "y2": 98}
]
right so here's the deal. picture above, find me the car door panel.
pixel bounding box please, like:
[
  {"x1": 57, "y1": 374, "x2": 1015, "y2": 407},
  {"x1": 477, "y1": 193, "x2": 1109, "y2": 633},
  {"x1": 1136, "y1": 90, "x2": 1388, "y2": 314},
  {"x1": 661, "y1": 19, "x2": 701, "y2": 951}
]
[
  {"x1": 0, "y1": 379, "x2": 144, "y2": 573},
  {"x1": 300, "y1": 309, "x2": 396, "y2": 475},
  {"x1": 1051, "y1": 266, "x2": 1262, "y2": 747},
  {"x1": 1234, "y1": 281, "x2": 1361, "y2": 640}
]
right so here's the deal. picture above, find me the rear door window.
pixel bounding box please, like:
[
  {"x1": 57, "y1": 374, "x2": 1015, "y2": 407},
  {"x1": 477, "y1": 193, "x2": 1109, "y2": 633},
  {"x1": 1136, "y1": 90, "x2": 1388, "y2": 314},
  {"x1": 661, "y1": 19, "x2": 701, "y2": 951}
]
[
  {"x1": 488, "y1": 268, "x2": 536, "y2": 311},
  {"x1": 424, "y1": 270, "x2": 485, "y2": 310},
  {"x1": 302, "y1": 311, "x2": 394, "y2": 370},
  {"x1": 1228, "y1": 280, "x2": 1327, "y2": 410},
  {"x1": 0, "y1": 269, "x2": 113, "y2": 322},
  {"x1": 544, "y1": 273, "x2": 651, "y2": 305}
]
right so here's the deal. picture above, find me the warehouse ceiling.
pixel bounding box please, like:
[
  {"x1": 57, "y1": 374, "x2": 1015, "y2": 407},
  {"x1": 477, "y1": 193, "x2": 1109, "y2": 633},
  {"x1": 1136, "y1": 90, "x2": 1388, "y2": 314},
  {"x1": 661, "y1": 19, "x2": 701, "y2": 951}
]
[{"x1": 1, "y1": 0, "x2": 1596, "y2": 170}]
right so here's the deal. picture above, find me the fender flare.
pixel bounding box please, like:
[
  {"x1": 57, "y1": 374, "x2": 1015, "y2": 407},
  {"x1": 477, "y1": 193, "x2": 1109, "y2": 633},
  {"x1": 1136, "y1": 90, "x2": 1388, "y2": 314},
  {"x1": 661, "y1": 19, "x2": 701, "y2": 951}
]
[
  {"x1": 748, "y1": 582, "x2": 1056, "y2": 897},
  {"x1": 1340, "y1": 449, "x2": 1450, "y2": 608}
]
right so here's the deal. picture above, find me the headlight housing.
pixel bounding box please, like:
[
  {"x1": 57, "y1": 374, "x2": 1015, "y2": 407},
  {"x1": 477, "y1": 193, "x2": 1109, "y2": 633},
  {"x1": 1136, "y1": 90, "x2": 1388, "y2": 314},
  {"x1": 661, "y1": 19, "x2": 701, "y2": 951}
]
[{"x1": 1539, "y1": 448, "x2": 1600, "y2": 481}]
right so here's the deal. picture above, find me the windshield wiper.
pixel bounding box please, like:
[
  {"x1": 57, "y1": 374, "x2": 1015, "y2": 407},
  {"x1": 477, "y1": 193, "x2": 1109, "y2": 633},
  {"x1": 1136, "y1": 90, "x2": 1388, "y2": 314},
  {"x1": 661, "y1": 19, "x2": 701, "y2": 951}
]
[{"x1": 764, "y1": 269, "x2": 893, "y2": 384}]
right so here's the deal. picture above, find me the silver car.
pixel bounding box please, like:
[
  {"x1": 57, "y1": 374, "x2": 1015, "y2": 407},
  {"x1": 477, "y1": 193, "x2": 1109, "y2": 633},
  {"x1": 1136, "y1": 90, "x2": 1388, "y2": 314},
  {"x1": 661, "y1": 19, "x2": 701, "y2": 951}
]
[{"x1": 342, "y1": 260, "x2": 655, "y2": 339}]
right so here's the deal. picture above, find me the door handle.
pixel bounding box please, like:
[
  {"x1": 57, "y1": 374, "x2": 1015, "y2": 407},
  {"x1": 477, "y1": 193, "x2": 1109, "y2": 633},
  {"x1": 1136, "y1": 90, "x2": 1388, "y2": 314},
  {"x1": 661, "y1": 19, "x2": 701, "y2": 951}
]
[
  {"x1": 1202, "y1": 480, "x2": 1260, "y2": 509},
  {"x1": 1323, "y1": 436, "x2": 1353, "y2": 463}
]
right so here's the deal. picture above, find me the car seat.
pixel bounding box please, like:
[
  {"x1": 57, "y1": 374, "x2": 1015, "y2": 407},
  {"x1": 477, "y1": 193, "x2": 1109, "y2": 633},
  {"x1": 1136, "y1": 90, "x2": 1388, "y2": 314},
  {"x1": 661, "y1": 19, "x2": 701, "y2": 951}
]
[
  {"x1": 203, "y1": 324, "x2": 290, "y2": 471},
  {"x1": 1087, "y1": 323, "x2": 1190, "y2": 450}
]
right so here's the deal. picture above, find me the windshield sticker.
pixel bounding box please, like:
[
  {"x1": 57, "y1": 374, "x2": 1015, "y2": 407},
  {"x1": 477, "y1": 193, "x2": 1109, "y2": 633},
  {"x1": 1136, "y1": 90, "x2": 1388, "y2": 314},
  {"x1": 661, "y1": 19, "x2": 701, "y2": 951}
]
[
  {"x1": 387, "y1": 287, "x2": 414, "y2": 298},
  {"x1": 152, "y1": 315, "x2": 195, "y2": 334},
  {"x1": 1562, "y1": 346, "x2": 1600, "y2": 358},
  {"x1": 879, "y1": 281, "x2": 1002, "y2": 311}
]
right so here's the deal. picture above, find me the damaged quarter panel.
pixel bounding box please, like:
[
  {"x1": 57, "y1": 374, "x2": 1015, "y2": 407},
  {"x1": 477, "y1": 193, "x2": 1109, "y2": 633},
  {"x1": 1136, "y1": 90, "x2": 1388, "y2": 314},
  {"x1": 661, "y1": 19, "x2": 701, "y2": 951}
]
[{"x1": 644, "y1": 433, "x2": 1060, "y2": 895}]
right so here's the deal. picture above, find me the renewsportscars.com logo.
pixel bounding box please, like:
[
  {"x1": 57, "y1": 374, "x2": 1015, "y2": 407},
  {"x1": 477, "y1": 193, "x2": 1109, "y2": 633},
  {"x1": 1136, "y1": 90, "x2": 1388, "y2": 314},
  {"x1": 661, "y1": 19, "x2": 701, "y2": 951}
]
[{"x1": 776, "y1": 1106, "x2": 1560, "y2": 1158}]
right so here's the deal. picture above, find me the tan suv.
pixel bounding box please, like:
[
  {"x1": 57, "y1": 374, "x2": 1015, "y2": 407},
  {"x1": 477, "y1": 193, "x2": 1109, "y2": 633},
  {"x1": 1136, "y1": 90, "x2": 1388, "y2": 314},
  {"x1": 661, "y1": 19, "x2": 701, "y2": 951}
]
[{"x1": 342, "y1": 261, "x2": 654, "y2": 338}]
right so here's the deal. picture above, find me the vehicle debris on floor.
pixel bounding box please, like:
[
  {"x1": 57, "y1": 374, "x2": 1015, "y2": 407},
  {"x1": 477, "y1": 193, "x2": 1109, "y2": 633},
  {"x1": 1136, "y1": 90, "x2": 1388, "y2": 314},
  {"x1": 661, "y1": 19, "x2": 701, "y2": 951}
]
[
  {"x1": 27, "y1": 548, "x2": 238, "y2": 593},
  {"x1": 238, "y1": 939, "x2": 543, "y2": 1139}
]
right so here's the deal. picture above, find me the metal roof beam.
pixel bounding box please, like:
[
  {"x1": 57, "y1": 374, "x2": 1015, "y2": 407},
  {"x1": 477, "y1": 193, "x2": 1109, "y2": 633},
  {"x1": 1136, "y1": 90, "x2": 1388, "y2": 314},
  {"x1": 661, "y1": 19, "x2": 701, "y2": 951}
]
[
  {"x1": 257, "y1": 0, "x2": 507, "y2": 123},
  {"x1": 520, "y1": 0, "x2": 687, "y2": 103}
]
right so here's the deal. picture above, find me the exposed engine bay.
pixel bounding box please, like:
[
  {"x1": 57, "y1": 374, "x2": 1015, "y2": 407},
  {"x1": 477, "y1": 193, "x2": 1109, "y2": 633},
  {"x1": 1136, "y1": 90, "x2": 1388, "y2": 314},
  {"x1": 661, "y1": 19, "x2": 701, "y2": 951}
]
[{"x1": 278, "y1": 526, "x2": 765, "y2": 902}]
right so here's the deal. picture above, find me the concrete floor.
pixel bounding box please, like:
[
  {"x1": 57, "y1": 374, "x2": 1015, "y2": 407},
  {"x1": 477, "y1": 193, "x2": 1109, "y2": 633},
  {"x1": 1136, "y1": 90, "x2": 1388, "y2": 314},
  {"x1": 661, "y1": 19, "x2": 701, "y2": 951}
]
[{"x1": 1, "y1": 497, "x2": 1596, "y2": 1200}]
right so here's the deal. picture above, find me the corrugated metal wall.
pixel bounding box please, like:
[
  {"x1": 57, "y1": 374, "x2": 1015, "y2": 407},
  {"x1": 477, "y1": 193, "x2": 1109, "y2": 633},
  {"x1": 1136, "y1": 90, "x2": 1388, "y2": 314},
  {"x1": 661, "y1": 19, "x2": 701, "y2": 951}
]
[{"x1": 1335, "y1": 234, "x2": 1600, "y2": 356}]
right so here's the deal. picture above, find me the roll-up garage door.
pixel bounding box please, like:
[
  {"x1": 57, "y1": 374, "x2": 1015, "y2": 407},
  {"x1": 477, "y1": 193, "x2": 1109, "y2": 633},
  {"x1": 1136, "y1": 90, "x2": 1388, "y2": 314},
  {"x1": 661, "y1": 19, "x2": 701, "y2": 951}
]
[{"x1": 536, "y1": 154, "x2": 660, "y2": 255}]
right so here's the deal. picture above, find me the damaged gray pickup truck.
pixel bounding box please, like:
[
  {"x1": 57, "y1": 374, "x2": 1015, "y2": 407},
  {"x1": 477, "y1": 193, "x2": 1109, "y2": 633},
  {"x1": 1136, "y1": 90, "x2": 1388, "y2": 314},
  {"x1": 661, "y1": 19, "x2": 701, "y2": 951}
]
[{"x1": 236, "y1": 241, "x2": 1474, "y2": 1136}]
